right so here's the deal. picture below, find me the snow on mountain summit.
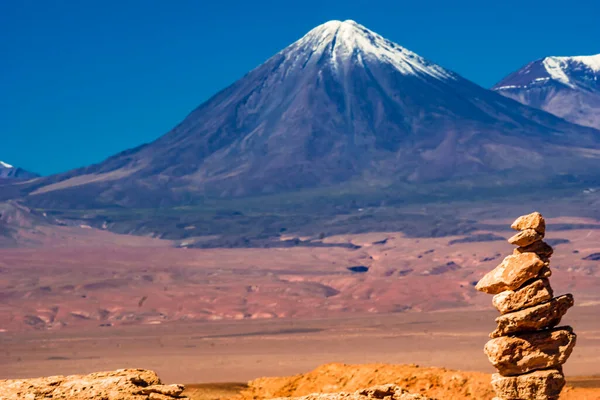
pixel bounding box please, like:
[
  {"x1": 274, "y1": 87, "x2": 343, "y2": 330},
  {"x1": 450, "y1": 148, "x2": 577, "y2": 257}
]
[
  {"x1": 493, "y1": 53, "x2": 600, "y2": 130},
  {"x1": 494, "y1": 53, "x2": 600, "y2": 91},
  {"x1": 286, "y1": 20, "x2": 455, "y2": 80},
  {"x1": 0, "y1": 161, "x2": 14, "y2": 169}
]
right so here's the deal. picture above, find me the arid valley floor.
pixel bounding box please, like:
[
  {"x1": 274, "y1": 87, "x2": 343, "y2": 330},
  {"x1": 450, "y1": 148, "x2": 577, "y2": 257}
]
[
  {"x1": 2, "y1": 307, "x2": 600, "y2": 398},
  {"x1": 1, "y1": 214, "x2": 600, "y2": 398}
]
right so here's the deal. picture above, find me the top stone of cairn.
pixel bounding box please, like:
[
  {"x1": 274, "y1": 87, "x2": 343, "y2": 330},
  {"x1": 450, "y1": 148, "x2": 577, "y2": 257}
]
[{"x1": 511, "y1": 212, "x2": 546, "y2": 235}]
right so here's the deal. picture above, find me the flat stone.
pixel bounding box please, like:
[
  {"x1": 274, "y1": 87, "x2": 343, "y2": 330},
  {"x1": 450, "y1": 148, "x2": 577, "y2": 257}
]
[
  {"x1": 138, "y1": 384, "x2": 185, "y2": 396},
  {"x1": 511, "y1": 212, "x2": 546, "y2": 235},
  {"x1": 491, "y1": 369, "x2": 564, "y2": 400},
  {"x1": 475, "y1": 253, "x2": 547, "y2": 294},
  {"x1": 513, "y1": 240, "x2": 554, "y2": 260},
  {"x1": 492, "y1": 278, "x2": 554, "y2": 314},
  {"x1": 508, "y1": 229, "x2": 543, "y2": 247},
  {"x1": 484, "y1": 327, "x2": 576, "y2": 376},
  {"x1": 491, "y1": 294, "x2": 574, "y2": 338}
]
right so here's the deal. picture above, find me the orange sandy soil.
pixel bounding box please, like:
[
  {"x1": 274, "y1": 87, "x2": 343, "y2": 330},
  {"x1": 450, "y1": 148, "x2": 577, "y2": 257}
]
[{"x1": 182, "y1": 363, "x2": 600, "y2": 400}]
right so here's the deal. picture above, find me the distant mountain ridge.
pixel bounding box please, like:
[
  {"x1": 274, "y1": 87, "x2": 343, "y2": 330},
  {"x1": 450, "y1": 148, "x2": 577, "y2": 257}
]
[
  {"x1": 493, "y1": 54, "x2": 600, "y2": 130},
  {"x1": 6, "y1": 21, "x2": 600, "y2": 209},
  {"x1": 0, "y1": 160, "x2": 39, "y2": 180}
]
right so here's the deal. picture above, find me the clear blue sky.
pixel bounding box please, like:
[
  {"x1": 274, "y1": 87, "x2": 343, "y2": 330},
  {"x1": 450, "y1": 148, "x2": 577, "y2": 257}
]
[{"x1": 2, "y1": 0, "x2": 599, "y2": 175}]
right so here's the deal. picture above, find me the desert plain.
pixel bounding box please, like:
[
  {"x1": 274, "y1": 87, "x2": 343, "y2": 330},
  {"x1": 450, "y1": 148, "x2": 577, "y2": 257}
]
[{"x1": 1, "y1": 213, "x2": 600, "y2": 398}]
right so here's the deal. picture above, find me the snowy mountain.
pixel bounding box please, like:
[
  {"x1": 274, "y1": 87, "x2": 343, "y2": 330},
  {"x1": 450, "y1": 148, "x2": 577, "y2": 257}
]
[
  {"x1": 0, "y1": 160, "x2": 38, "y2": 180},
  {"x1": 493, "y1": 54, "x2": 600, "y2": 130},
  {"x1": 11, "y1": 20, "x2": 600, "y2": 208}
]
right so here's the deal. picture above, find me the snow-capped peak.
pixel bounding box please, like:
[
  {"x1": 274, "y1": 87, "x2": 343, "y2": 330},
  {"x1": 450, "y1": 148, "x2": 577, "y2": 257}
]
[
  {"x1": 287, "y1": 20, "x2": 454, "y2": 80},
  {"x1": 558, "y1": 54, "x2": 600, "y2": 72},
  {"x1": 0, "y1": 161, "x2": 14, "y2": 169},
  {"x1": 542, "y1": 54, "x2": 600, "y2": 87},
  {"x1": 494, "y1": 53, "x2": 600, "y2": 91}
]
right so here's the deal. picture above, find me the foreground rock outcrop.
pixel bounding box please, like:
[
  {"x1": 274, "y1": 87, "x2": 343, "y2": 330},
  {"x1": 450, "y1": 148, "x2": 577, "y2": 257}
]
[
  {"x1": 0, "y1": 369, "x2": 187, "y2": 400},
  {"x1": 476, "y1": 212, "x2": 576, "y2": 400},
  {"x1": 241, "y1": 363, "x2": 496, "y2": 399},
  {"x1": 272, "y1": 384, "x2": 433, "y2": 400}
]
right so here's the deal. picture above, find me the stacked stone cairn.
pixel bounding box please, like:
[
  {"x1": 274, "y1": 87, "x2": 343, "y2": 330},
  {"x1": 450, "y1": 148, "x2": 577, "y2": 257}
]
[{"x1": 475, "y1": 212, "x2": 577, "y2": 400}]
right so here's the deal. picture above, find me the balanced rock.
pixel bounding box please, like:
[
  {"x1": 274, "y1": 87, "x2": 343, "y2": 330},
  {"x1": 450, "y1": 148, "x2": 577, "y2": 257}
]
[
  {"x1": 475, "y1": 253, "x2": 547, "y2": 294},
  {"x1": 0, "y1": 369, "x2": 187, "y2": 400},
  {"x1": 490, "y1": 294, "x2": 574, "y2": 338},
  {"x1": 511, "y1": 212, "x2": 546, "y2": 235},
  {"x1": 484, "y1": 327, "x2": 576, "y2": 376},
  {"x1": 513, "y1": 240, "x2": 554, "y2": 260},
  {"x1": 479, "y1": 212, "x2": 575, "y2": 399},
  {"x1": 492, "y1": 278, "x2": 554, "y2": 314},
  {"x1": 508, "y1": 228, "x2": 544, "y2": 247},
  {"x1": 491, "y1": 369, "x2": 564, "y2": 400}
]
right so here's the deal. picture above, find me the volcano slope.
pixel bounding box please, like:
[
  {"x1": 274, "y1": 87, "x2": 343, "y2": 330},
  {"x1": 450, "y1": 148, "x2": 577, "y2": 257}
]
[{"x1": 7, "y1": 20, "x2": 600, "y2": 211}]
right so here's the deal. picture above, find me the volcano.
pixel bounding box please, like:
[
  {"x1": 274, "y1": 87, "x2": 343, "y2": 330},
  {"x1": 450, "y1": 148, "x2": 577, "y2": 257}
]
[
  {"x1": 493, "y1": 54, "x2": 600, "y2": 130},
  {"x1": 16, "y1": 20, "x2": 600, "y2": 208}
]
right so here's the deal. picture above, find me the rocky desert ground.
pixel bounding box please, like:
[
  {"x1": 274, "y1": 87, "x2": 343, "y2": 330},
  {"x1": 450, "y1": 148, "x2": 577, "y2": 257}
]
[{"x1": 1, "y1": 213, "x2": 600, "y2": 398}]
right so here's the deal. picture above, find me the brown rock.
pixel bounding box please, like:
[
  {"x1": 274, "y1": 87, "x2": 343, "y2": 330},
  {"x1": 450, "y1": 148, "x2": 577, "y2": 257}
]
[
  {"x1": 513, "y1": 240, "x2": 554, "y2": 260},
  {"x1": 484, "y1": 327, "x2": 576, "y2": 376},
  {"x1": 492, "y1": 278, "x2": 554, "y2": 314},
  {"x1": 538, "y1": 266, "x2": 552, "y2": 278},
  {"x1": 491, "y1": 369, "x2": 564, "y2": 400},
  {"x1": 490, "y1": 294, "x2": 574, "y2": 338},
  {"x1": 511, "y1": 212, "x2": 546, "y2": 235},
  {"x1": 508, "y1": 229, "x2": 543, "y2": 247},
  {"x1": 0, "y1": 369, "x2": 187, "y2": 400},
  {"x1": 475, "y1": 253, "x2": 547, "y2": 294}
]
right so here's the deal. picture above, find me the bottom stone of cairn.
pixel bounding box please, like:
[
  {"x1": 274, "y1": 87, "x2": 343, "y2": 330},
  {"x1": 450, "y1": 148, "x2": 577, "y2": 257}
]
[{"x1": 491, "y1": 369, "x2": 565, "y2": 400}]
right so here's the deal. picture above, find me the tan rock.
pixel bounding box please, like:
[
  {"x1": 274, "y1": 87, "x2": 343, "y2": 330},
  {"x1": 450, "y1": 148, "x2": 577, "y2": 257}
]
[
  {"x1": 484, "y1": 327, "x2": 576, "y2": 376},
  {"x1": 149, "y1": 394, "x2": 172, "y2": 400},
  {"x1": 491, "y1": 369, "x2": 564, "y2": 400},
  {"x1": 271, "y1": 384, "x2": 433, "y2": 400},
  {"x1": 513, "y1": 240, "x2": 554, "y2": 260},
  {"x1": 492, "y1": 278, "x2": 553, "y2": 314},
  {"x1": 511, "y1": 212, "x2": 546, "y2": 234},
  {"x1": 138, "y1": 384, "x2": 185, "y2": 396},
  {"x1": 508, "y1": 228, "x2": 543, "y2": 247},
  {"x1": 149, "y1": 393, "x2": 177, "y2": 400},
  {"x1": 490, "y1": 294, "x2": 574, "y2": 338},
  {"x1": 475, "y1": 253, "x2": 547, "y2": 294},
  {"x1": 0, "y1": 369, "x2": 187, "y2": 400}
]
